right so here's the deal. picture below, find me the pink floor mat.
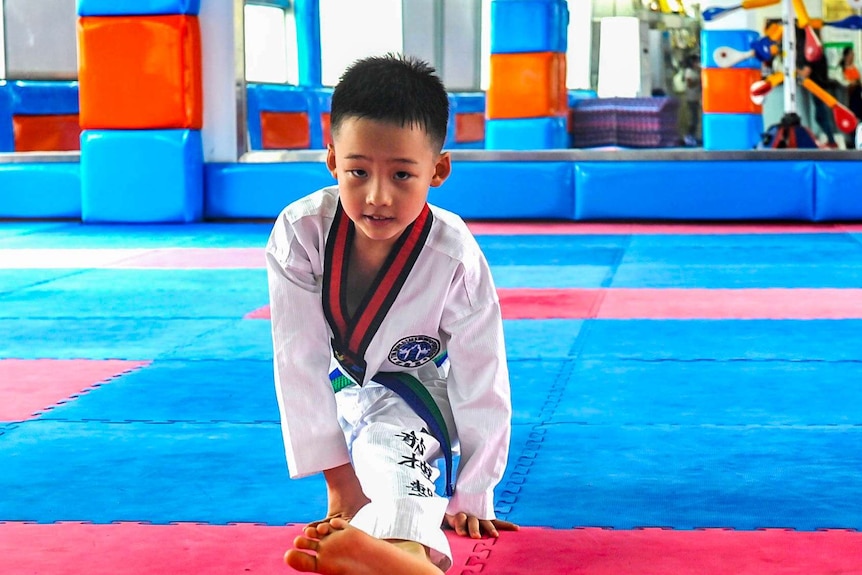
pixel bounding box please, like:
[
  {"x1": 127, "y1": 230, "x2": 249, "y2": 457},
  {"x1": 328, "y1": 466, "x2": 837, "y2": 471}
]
[
  {"x1": 0, "y1": 359, "x2": 150, "y2": 421},
  {"x1": 0, "y1": 523, "x2": 859, "y2": 575}
]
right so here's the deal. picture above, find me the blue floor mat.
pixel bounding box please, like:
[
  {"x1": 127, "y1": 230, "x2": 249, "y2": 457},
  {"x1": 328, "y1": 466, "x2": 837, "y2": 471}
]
[
  {"x1": 503, "y1": 319, "x2": 587, "y2": 360},
  {"x1": 547, "y1": 358, "x2": 862, "y2": 426},
  {"x1": 0, "y1": 270, "x2": 267, "y2": 320},
  {"x1": 610, "y1": 262, "x2": 862, "y2": 288},
  {"x1": 501, "y1": 422, "x2": 862, "y2": 530},
  {"x1": 476, "y1": 235, "x2": 628, "y2": 266},
  {"x1": 490, "y1": 265, "x2": 612, "y2": 288},
  {"x1": 39, "y1": 360, "x2": 280, "y2": 424},
  {"x1": 0, "y1": 223, "x2": 272, "y2": 249},
  {"x1": 159, "y1": 320, "x2": 275, "y2": 361},
  {"x1": 0, "y1": 318, "x2": 238, "y2": 359},
  {"x1": 0, "y1": 419, "x2": 324, "y2": 524},
  {"x1": 578, "y1": 319, "x2": 862, "y2": 361}
]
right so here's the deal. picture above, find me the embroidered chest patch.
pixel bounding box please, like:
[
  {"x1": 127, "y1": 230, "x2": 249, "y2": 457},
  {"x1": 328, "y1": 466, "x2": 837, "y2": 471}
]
[{"x1": 388, "y1": 335, "x2": 441, "y2": 368}]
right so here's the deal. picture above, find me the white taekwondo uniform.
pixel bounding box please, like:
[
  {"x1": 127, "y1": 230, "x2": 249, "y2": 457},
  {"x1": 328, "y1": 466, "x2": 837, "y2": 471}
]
[{"x1": 266, "y1": 186, "x2": 512, "y2": 570}]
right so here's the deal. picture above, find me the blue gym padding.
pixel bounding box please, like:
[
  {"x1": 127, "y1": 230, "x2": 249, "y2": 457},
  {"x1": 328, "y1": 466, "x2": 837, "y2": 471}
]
[
  {"x1": 578, "y1": 319, "x2": 862, "y2": 361},
  {"x1": 9, "y1": 81, "x2": 79, "y2": 115},
  {"x1": 159, "y1": 319, "x2": 275, "y2": 361},
  {"x1": 38, "y1": 360, "x2": 280, "y2": 424},
  {"x1": 446, "y1": 92, "x2": 486, "y2": 149},
  {"x1": 0, "y1": 223, "x2": 271, "y2": 249},
  {"x1": 0, "y1": 270, "x2": 268, "y2": 320},
  {"x1": 81, "y1": 130, "x2": 203, "y2": 223},
  {"x1": 245, "y1": 83, "x2": 312, "y2": 150},
  {"x1": 0, "y1": 82, "x2": 13, "y2": 152},
  {"x1": 204, "y1": 163, "x2": 333, "y2": 219},
  {"x1": 548, "y1": 358, "x2": 862, "y2": 426},
  {"x1": 429, "y1": 161, "x2": 574, "y2": 219},
  {"x1": 814, "y1": 161, "x2": 862, "y2": 221},
  {"x1": 575, "y1": 161, "x2": 812, "y2": 220},
  {"x1": 0, "y1": 419, "x2": 324, "y2": 524},
  {"x1": 0, "y1": 318, "x2": 238, "y2": 360},
  {"x1": 500, "y1": 423, "x2": 862, "y2": 529},
  {"x1": 490, "y1": 0, "x2": 568, "y2": 54},
  {"x1": 477, "y1": 234, "x2": 628, "y2": 266},
  {"x1": 76, "y1": 0, "x2": 200, "y2": 16},
  {"x1": 486, "y1": 117, "x2": 569, "y2": 150},
  {"x1": 0, "y1": 270, "x2": 80, "y2": 295},
  {"x1": 507, "y1": 359, "x2": 573, "y2": 424},
  {"x1": 701, "y1": 30, "x2": 761, "y2": 69},
  {"x1": 612, "y1": 262, "x2": 862, "y2": 288},
  {"x1": 0, "y1": 163, "x2": 81, "y2": 219},
  {"x1": 490, "y1": 265, "x2": 611, "y2": 288},
  {"x1": 308, "y1": 86, "x2": 332, "y2": 149},
  {"x1": 703, "y1": 113, "x2": 764, "y2": 150},
  {"x1": 503, "y1": 319, "x2": 587, "y2": 360}
]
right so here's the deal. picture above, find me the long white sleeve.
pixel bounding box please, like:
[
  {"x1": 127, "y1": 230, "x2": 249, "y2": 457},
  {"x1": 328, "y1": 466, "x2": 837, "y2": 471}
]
[
  {"x1": 266, "y1": 210, "x2": 350, "y2": 478},
  {"x1": 441, "y1": 262, "x2": 512, "y2": 520}
]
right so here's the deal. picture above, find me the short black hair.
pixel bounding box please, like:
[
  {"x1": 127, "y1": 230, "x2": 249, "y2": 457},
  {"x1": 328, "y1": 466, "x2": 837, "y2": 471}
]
[{"x1": 330, "y1": 53, "x2": 450, "y2": 151}]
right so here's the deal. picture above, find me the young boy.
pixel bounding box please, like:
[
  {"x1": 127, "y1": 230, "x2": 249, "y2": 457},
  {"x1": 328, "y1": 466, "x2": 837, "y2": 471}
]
[{"x1": 266, "y1": 54, "x2": 516, "y2": 575}]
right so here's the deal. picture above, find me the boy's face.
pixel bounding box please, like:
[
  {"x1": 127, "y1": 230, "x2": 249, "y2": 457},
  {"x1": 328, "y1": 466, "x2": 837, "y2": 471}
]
[{"x1": 327, "y1": 117, "x2": 450, "y2": 250}]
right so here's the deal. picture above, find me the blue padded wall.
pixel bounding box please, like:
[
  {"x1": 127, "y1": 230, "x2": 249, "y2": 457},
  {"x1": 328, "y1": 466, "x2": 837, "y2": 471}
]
[
  {"x1": 429, "y1": 161, "x2": 574, "y2": 219},
  {"x1": 701, "y1": 30, "x2": 761, "y2": 69},
  {"x1": 81, "y1": 130, "x2": 203, "y2": 223},
  {"x1": 0, "y1": 82, "x2": 12, "y2": 152},
  {"x1": 0, "y1": 163, "x2": 81, "y2": 218},
  {"x1": 814, "y1": 162, "x2": 862, "y2": 221},
  {"x1": 703, "y1": 113, "x2": 764, "y2": 150},
  {"x1": 205, "y1": 162, "x2": 334, "y2": 220},
  {"x1": 246, "y1": 84, "x2": 332, "y2": 150},
  {"x1": 9, "y1": 81, "x2": 79, "y2": 115},
  {"x1": 487, "y1": 117, "x2": 568, "y2": 150},
  {"x1": 491, "y1": 0, "x2": 568, "y2": 54},
  {"x1": 76, "y1": 0, "x2": 200, "y2": 16},
  {"x1": 575, "y1": 161, "x2": 814, "y2": 221}
]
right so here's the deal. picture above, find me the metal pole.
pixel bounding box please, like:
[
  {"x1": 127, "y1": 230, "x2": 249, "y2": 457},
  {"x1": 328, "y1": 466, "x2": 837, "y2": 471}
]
[{"x1": 782, "y1": 0, "x2": 796, "y2": 114}]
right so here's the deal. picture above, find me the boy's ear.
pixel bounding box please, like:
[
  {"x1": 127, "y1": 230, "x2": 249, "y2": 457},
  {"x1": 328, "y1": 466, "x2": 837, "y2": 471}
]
[
  {"x1": 430, "y1": 152, "x2": 451, "y2": 188},
  {"x1": 326, "y1": 144, "x2": 338, "y2": 179}
]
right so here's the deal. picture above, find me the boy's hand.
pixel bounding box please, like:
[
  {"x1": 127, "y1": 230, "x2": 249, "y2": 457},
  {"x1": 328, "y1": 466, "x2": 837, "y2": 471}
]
[{"x1": 444, "y1": 512, "x2": 520, "y2": 539}]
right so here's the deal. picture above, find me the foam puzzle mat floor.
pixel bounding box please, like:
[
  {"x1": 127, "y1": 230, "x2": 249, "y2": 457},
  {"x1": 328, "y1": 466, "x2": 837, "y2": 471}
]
[{"x1": 1, "y1": 221, "x2": 860, "y2": 573}]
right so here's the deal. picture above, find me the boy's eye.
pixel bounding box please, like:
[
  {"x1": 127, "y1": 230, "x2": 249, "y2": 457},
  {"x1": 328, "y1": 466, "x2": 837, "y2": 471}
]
[
  {"x1": 393, "y1": 171, "x2": 412, "y2": 181},
  {"x1": 348, "y1": 169, "x2": 367, "y2": 178}
]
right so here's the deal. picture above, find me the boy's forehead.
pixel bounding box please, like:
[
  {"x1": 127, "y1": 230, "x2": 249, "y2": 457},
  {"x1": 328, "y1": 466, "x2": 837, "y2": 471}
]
[{"x1": 332, "y1": 117, "x2": 441, "y2": 152}]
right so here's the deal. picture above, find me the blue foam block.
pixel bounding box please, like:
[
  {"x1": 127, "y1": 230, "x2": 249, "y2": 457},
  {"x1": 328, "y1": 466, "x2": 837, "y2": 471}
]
[
  {"x1": 0, "y1": 82, "x2": 13, "y2": 152},
  {"x1": 701, "y1": 29, "x2": 761, "y2": 69},
  {"x1": 308, "y1": 86, "x2": 333, "y2": 149},
  {"x1": 814, "y1": 161, "x2": 862, "y2": 221},
  {"x1": 40, "y1": 359, "x2": 280, "y2": 424},
  {"x1": 450, "y1": 92, "x2": 486, "y2": 114},
  {"x1": 549, "y1": 358, "x2": 862, "y2": 426},
  {"x1": 486, "y1": 117, "x2": 569, "y2": 150},
  {"x1": 703, "y1": 113, "x2": 764, "y2": 150},
  {"x1": 505, "y1": 423, "x2": 862, "y2": 529},
  {"x1": 246, "y1": 83, "x2": 312, "y2": 150},
  {"x1": 0, "y1": 420, "x2": 323, "y2": 524},
  {"x1": 0, "y1": 163, "x2": 81, "y2": 219},
  {"x1": 204, "y1": 162, "x2": 334, "y2": 220},
  {"x1": 491, "y1": 0, "x2": 568, "y2": 54},
  {"x1": 429, "y1": 160, "x2": 574, "y2": 219},
  {"x1": 579, "y1": 319, "x2": 862, "y2": 361},
  {"x1": 76, "y1": 0, "x2": 200, "y2": 16},
  {"x1": 575, "y1": 160, "x2": 813, "y2": 220},
  {"x1": 81, "y1": 130, "x2": 203, "y2": 223},
  {"x1": 10, "y1": 81, "x2": 79, "y2": 115},
  {"x1": 568, "y1": 89, "x2": 597, "y2": 107}
]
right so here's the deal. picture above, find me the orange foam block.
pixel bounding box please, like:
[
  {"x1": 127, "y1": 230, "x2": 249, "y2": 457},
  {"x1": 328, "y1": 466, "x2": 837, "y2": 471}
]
[
  {"x1": 702, "y1": 67, "x2": 763, "y2": 114},
  {"x1": 78, "y1": 15, "x2": 202, "y2": 129},
  {"x1": 456, "y1": 112, "x2": 486, "y2": 142},
  {"x1": 260, "y1": 111, "x2": 311, "y2": 149},
  {"x1": 13, "y1": 114, "x2": 81, "y2": 152},
  {"x1": 487, "y1": 51, "x2": 568, "y2": 119}
]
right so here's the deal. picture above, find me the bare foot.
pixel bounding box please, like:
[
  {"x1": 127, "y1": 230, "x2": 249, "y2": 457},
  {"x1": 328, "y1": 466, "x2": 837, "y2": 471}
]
[{"x1": 284, "y1": 518, "x2": 442, "y2": 575}]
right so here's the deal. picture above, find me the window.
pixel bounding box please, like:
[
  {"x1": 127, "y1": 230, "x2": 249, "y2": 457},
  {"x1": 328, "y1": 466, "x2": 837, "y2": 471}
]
[{"x1": 244, "y1": 2, "x2": 299, "y2": 84}]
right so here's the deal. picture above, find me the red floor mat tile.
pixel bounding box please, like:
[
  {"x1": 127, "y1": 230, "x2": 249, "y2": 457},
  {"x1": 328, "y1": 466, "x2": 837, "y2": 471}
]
[{"x1": 0, "y1": 359, "x2": 150, "y2": 421}]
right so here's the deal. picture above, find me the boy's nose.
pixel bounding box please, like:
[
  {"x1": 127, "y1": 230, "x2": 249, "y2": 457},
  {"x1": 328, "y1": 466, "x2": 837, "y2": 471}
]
[{"x1": 366, "y1": 180, "x2": 392, "y2": 206}]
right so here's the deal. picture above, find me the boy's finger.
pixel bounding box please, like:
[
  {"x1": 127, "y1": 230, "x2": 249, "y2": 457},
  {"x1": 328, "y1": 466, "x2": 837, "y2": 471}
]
[
  {"x1": 481, "y1": 520, "x2": 499, "y2": 538},
  {"x1": 468, "y1": 516, "x2": 482, "y2": 538}
]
